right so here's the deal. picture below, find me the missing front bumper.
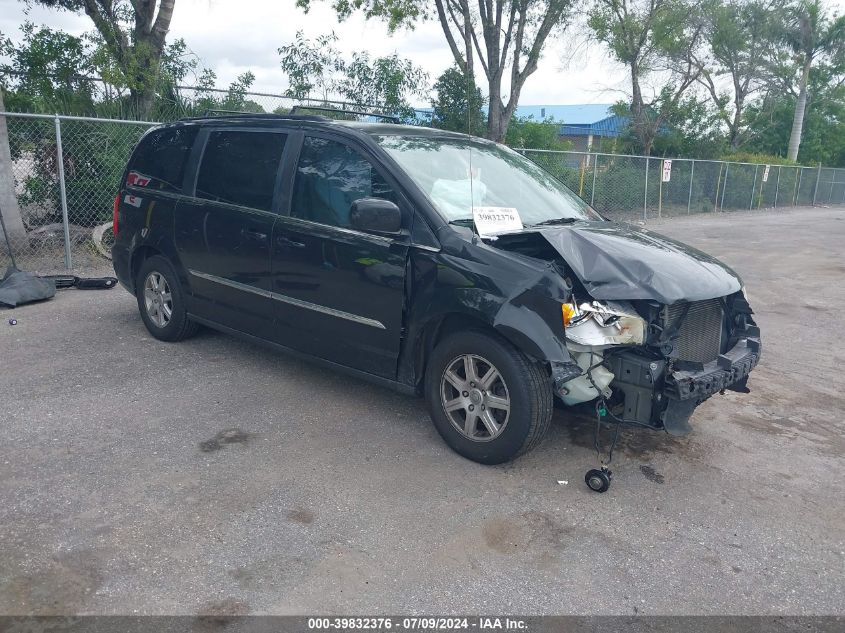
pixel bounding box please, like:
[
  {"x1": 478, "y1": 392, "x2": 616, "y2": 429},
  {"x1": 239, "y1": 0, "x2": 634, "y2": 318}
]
[{"x1": 607, "y1": 336, "x2": 761, "y2": 434}]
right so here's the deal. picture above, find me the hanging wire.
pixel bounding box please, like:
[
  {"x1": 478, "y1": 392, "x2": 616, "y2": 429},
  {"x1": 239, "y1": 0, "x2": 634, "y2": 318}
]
[{"x1": 583, "y1": 351, "x2": 654, "y2": 466}]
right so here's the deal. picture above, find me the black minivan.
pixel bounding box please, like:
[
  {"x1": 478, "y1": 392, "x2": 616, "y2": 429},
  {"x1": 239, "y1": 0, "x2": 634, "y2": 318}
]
[{"x1": 113, "y1": 113, "x2": 760, "y2": 474}]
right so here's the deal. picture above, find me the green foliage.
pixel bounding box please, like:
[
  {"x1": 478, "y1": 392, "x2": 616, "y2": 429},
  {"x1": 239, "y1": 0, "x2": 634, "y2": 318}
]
[
  {"x1": 743, "y1": 90, "x2": 845, "y2": 166},
  {"x1": 429, "y1": 66, "x2": 485, "y2": 136},
  {"x1": 650, "y1": 97, "x2": 726, "y2": 159},
  {"x1": 505, "y1": 117, "x2": 572, "y2": 151},
  {"x1": 279, "y1": 31, "x2": 344, "y2": 101},
  {"x1": 697, "y1": 0, "x2": 782, "y2": 147},
  {"x1": 24, "y1": 0, "x2": 179, "y2": 119},
  {"x1": 0, "y1": 22, "x2": 204, "y2": 120},
  {"x1": 0, "y1": 22, "x2": 97, "y2": 113},
  {"x1": 0, "y1": 20, "x2": 260, "y2": 229},
  {"x1": 341, "y1": 53, "x2": 428, "y2": 120},
  {"x1": 278, "y1": 30, "x2": 428, "y2": 121},
  {"x1": 6, "y1": 116, "x2": 148, "y2": 226},
  {"x1": 721, "y1": 151, "x2": 797, "y2": 166},
  {"x1": 295, "y1": 0, "x2": 431, "y2": 34}
]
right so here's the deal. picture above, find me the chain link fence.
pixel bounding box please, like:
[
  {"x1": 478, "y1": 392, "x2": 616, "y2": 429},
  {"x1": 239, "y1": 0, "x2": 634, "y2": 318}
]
[
  {"x1": 521, "y1": 149, "x2": 845, "y2": 223},
  {"x1": 2, "y1": 110, "x2": 845, "y2": 275},
  {"x1": 0, "y1": 112, "x2": 154, "y2": 274}
]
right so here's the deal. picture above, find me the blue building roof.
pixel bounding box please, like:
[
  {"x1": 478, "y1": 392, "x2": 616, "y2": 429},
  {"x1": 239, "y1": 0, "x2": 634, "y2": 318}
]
[
  {"x1": 515, "y1": 104, "x2": 625, "y2": 138},
  {"x1": 414, "y1": 103, "x2": 626, "y2": 137},
  {"x1": 514, "y1": 104, "x2": 613, "y2": 123}
]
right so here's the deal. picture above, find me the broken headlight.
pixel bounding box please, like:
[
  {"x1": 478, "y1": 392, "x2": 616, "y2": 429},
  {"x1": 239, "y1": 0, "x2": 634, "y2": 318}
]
[{"x1": 562, "y1": 299, "x2": 646, "y2": 347}]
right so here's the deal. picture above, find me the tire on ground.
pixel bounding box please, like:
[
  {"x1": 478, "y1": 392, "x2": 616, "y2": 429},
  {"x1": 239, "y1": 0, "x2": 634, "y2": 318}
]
[
  {"x1": 424, "y1": 329, "x2": 553, "y2": 464},
  {"x1": 135, "y1": 254, "x2": 199, "y2": 342}
]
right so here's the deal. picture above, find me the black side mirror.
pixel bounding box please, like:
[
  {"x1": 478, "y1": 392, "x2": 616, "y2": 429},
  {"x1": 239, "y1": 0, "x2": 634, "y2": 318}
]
[{"x1": 349, "y1": 198, "x2": 402, "y2": 235}]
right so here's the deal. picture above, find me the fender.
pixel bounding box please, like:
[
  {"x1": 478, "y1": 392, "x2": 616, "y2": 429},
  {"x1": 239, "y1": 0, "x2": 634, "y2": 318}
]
[{"x1": 398, "y1": 230, "x2": 581, "y2": 392}]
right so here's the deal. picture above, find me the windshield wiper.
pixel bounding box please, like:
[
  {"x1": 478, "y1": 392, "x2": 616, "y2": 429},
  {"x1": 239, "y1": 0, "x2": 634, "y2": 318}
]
[
  {"x1": 530, "y1": 217, "x2": 579, "y2": 227},
  {"x1": 448, "y1": 218, "x2": 476, "y2": 228}
]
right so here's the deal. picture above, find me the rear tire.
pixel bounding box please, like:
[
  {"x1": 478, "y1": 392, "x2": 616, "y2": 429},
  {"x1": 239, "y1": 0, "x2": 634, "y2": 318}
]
[
  {"x1": 136, "y1": 255, "x2": 199, "y2": 342},
  {"x1": 425, "y1": 329, "x2": 553, "y2": 464}
]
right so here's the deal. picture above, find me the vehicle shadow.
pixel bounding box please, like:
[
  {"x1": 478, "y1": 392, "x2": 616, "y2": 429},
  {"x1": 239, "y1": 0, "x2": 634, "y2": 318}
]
[{"x1": 184, "y1": 326, "x2": 698, "y2": 462}]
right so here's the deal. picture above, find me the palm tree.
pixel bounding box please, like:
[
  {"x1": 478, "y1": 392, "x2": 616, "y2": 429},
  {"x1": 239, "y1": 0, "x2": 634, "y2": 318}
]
[{"x1": 783, "y1": 0, "x2": 845, "y2": 161}]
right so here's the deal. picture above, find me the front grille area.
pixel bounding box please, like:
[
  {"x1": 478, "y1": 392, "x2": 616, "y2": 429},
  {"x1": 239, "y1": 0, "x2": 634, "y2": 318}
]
[{"x1": 665, "y1": 298, "x2": 724, "y2": 363}]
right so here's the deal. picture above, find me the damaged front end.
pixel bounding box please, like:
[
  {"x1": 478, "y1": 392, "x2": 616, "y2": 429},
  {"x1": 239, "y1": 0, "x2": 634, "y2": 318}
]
[
  {"x1": 491, "y1": 223, "x2": 761, "y2": 436},
  {"x1": 557, "y1": 290, "x2": 761, "y2": 435}
]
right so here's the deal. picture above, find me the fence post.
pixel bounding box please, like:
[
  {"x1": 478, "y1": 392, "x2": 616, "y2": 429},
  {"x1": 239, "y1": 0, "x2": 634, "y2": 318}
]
[
  {"x1": 658, "y1": 161, "x2": 663, "y2": 218},
  {"x1": 643, "y1": 157, "x2": 649, "y2": 221},
  {"x1": 830, "y1": 170, "x2": 835, "y2": 203},
  {"x1": 714, "y1": 163, "x2": 723, "y2": 212},
  {"x1": 774, "y1": 166, "x2": 781, "y2": 208},
  {"x1": 54, "y1": 114, "x2": 72, "y2": 270},
  {"x1": 590, "y1": 154, "x2": 598, "y2": 206},
  {"x1": 687, "y1": 159, "x2": 695, "y2": 214},
  {"x1": 720, "y1": 162, "x2": 729, "y2": 211},
  {"x1": 750, "y1": 165, "x2": 758, "y2": 210},
  {"x1": 812, "y1": 162, "x2": 821, "y2": 206},
  {"x1": 792, "y1": 166, "x2": 801, "y2": 206}
]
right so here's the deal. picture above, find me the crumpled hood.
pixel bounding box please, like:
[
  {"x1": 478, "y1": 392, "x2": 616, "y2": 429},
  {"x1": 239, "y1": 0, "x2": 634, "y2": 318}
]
[{"x1": 532, "y1": 221, "x2": 742, "y2": 304}]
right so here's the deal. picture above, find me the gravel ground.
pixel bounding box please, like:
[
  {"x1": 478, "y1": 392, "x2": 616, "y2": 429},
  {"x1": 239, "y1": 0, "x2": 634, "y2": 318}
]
[{"x1": 1, "y1": 206, "x2": 843, "y2": 616}]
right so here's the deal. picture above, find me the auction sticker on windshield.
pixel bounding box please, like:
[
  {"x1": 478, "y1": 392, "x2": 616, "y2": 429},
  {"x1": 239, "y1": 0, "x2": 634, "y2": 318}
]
[{"x1": 473, "y1": 206, "x2": 523, "y2": 237}]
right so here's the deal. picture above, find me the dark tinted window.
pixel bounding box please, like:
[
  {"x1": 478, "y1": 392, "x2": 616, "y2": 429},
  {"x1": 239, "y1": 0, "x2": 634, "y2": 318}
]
[
  {"x1": 128, "y1": 126, "x2": 198, "y2": 193},
  {"x1": 196, "y1": 130, "x2": 286, "y2": 211},
  {"x1": 291, "y1": 136, "x2": 396, "y2": 228}
]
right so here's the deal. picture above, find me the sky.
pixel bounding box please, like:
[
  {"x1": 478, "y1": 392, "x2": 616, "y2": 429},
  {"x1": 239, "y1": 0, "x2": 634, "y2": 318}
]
[{"x1": 1, "y1": 0, "x2": 845, "y2": 107}]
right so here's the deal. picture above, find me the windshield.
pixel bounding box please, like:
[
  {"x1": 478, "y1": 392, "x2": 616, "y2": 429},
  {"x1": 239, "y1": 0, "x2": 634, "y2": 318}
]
[{"x1": 375, "y1": 135, "x2": 601, "y2": 227}]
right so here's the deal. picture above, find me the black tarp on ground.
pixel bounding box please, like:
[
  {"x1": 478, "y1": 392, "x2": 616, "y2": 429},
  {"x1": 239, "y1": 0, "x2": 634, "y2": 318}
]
[
  {"x1": 0, "y1": 266, "x2": 56, "y2": 308},
  {"x1": 0, "y1": 203, "x2": 57, "y2": 308}
]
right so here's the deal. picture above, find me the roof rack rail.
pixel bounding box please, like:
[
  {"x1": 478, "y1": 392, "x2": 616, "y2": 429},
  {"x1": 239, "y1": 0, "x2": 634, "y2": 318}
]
[
  {"x1": 196, "y1": 109, "x2": 330, "y2": 121},
  {"x1": 289, "y1": 105, "x2": 400, "y2": 124}
]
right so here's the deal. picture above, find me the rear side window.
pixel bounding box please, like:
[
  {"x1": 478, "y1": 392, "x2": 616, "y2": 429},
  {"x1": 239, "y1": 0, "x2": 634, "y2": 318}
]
[
  {"x1": 195, "y1": 130, "x2": 286, "y2": 212},
  {"x1": 128, "y1": 126, "x2": 197, "y2": 193},
  {"x1": 291, "y1": 136, "x2": 397, "y2": 228}
]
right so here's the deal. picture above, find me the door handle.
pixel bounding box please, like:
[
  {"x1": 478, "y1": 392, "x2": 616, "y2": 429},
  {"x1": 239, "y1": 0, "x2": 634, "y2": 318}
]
[
  {"x1": 276, "y1": 234, "x2": 306, "y2": 249},
  {"x1": 243, "y1": 227, "x2": 268, "y2": 242}
]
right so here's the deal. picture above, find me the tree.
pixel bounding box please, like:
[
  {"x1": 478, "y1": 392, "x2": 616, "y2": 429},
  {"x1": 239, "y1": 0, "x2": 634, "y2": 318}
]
[
  {"x1": 588, "y1": 0, "x2": 704, "y2": 155},
  {"x1": 0, "y1": 22, "x2": 97, "y2": 114},
  {"x1": 295, "y1": 0, "x2": 574, "y2": 142},
  {"x1": 340, "y1": 53, "x2": 429, "y2": 120},
  {"x1": 430, "y1": 65, "x2": 485, "y2": 135},
  {"x1": 744, "y1": 63, "x2": 845, "y2": 165},
  {"x1": 650, "y1": 94, "x2": 725, "y2": 157},
  {"x1": 278, "y1": 31, "x2": 429, "y2": 120},
  {"x1": 694, "y1": 0, "x2": 780, "y2": 149},
  {"x1": 279, "y1": 31, "x2": 344, "y2": 102},
  {"x1": 775, "y1": 0, "x2": 845, "y2": 160},
  {"x1": 0, "y1": 87, "x2": 29, "y2": 246},
  {"x1": 25, "y1": 0, "x2": 176, "y2": 119}
]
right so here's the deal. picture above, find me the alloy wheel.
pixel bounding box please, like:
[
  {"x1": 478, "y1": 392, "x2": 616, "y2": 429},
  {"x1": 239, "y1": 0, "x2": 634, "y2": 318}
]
[
  {"x1": 440, "y1": 354, "x2": 511, "y2": 442},
  {"x1": 143, "y1": 271, "x2": 173, "y2": 328}
]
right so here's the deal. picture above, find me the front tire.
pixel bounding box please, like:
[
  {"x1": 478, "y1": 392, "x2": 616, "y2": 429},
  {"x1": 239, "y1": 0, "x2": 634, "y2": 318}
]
[
  {"x1": 136, "y1": 255, "x2": 198, "y2": 342},
  {"x1": 425, "y1": 330, "x2": 553, "y2": 464}
]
